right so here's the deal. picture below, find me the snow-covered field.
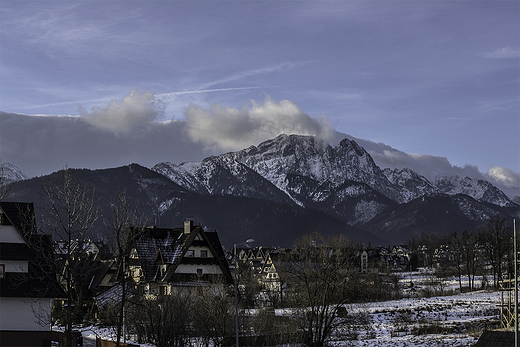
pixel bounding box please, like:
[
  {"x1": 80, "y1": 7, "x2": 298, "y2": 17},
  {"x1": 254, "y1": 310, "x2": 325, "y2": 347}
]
[
  {"x1": 72, "y1": 273, "x2": 504, "y2": 347},
  {"x1": 330, "y1": 290, "x2": 500, "y2": 346}
]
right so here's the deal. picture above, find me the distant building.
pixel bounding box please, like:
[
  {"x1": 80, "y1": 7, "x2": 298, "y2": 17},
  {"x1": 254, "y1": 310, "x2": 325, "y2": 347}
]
[{"x1": 0, "y1": 202, "x2": 64, "y2": 347}]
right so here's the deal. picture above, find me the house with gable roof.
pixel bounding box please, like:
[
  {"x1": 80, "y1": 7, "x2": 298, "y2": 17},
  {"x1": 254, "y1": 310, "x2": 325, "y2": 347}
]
[
  {"x1": 0, "y1": 202, "x2": 65, "y2": 347},
  {"x1": 128, "y1": 220, "x2": 233, "y2": 297}
]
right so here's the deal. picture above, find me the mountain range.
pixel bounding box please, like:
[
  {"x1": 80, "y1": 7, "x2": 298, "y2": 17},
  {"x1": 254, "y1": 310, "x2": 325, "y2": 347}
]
[{"x1": 2, "y1": 134, "x2": 519, "y2": 247}]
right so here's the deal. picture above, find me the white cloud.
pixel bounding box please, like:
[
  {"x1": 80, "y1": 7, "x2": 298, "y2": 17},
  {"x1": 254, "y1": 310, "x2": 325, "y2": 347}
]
[
  {"x1": 485, "y1": 166, "x2": 520, "y2": 189},
  {"x1": 184, "y1": 96, "x2": 335, "y2": 151},
  {"x1": 81, "y1": 89, "x2": 164, "y2": 135},
  {"x1": 482, "y1": 46, "x2": 520, "y2": 59}
]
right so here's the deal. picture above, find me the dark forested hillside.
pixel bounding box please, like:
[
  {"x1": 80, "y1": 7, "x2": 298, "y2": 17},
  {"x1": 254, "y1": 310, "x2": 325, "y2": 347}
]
[{"x1": 3, "y1": 164, "x2": 376, "y2": 247}]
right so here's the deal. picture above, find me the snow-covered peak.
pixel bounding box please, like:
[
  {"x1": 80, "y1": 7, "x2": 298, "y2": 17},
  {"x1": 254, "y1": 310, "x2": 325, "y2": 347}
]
[
  {"x1": 230, "y1": 134, "x2": 389, "y2": 189},
  {"x1": 0, "y1": 162, "x2": 27, "y2": 185},
  {"x1": 434, "y1": 175, "x2": 514, "y2": 207},
  {"x1": 383, "y1": 168, "x2": 438, "y2": 202}
]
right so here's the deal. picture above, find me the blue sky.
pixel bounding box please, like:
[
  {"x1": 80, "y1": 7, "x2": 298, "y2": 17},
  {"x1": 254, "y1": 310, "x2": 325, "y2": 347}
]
[{"x1": 0, "y1": 1, "x2": 519, "y2": 194}]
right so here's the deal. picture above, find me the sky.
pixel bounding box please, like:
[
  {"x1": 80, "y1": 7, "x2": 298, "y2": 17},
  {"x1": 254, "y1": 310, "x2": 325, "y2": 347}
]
[{"x1": 0, "y1": 1, "x2": 519, "y2": 196}]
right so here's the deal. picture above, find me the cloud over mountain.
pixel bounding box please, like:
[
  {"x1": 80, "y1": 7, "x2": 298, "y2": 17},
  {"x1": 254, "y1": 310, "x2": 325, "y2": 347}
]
[
  {"x1": 184, "y1": 96, "x2": 334, "y2": 152},
  {"x1": 81, "y1": 89, "x2": 165, "y2": 135},
  {"x1": 345, "y1": 135, "x2": 519, "y2": 198},
  {"x1": 486, "y1": 166, "x2": 520, "y2": 189},
  {"x1": 1, "y1": 90, "x2": 518, "y2": 199}
]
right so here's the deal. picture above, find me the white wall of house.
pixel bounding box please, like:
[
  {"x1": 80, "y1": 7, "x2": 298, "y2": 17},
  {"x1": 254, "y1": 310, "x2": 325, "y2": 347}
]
[
  {"x1": 0, "y1": 225, "x2": 24, "y2": 243},
  {"x1": 174, "y1": 263, "x2": 222, "y2": 274},
  {"x1": 3, "y1": 260, "x2": 28, "y2": 273},
  {"x1": 0, "y1": 297, "x2": 52, "y2": 331},
  {"x1": 187, "y1": 245, "x2": 214, "y2": 258},
  {"x1": 175, "y1": 244, "x2": 223, "y2": 275}
]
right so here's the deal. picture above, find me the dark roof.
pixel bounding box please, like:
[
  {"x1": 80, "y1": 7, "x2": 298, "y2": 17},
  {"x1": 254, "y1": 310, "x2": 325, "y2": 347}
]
[
  {"x1": 0, "y1": 202, "x2": 64, "y2": 299},
  {"x1": 474, "y1": 331, "x2": 514, "y2": 347},
  {"x1": 0, "y1": 242, "x2": 35, "y2": 261},
  {"x1": 0, "y1": 271, "x2": 65, "y2": 298},
  {"x1": 135, "y1": 227, "x2": 189, "y2": 282},
  {"x1": 95, "y1": 283, "x2": 134, "y2": 308},
  {"x1": 203, "y1": 231, "x2": 232, "y2": 282},
  {"x1": 0, "y1": 202, "x2": 36, "y2": 238}
]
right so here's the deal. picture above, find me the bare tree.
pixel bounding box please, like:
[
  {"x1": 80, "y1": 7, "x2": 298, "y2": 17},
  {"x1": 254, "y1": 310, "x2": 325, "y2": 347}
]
[
  {"x1": 461, "y1": 230, "x2": 480, "y2": 291},
  {"x1": 478, "y1": 215, "x2": 511, "y2": 289},
  {"x1": 103, "y1": 189, "x2": 148, "y2": 347},
  {"x1": 192, "y1": 283, "x2": 236, "y2": 347},
  {"x1": 451, "y1": 232, "x2": 465, "y2": 292},
  {"x1": 282, "y1": 232, "x2": 360, "y2": 347},
  {"x1": 39, "y1": 168, "x2": 100, "y2": 341},
  {"x1": 127, "y1": 289, "x2": 193, "y2": 347}
]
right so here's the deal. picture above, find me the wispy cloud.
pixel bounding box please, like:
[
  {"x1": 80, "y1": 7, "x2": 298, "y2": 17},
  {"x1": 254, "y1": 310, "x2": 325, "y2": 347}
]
[
  {"x1": 16, "y1": 86, "x2": 275, "y2": 111},
  {"x1": 481, "y1": 46, "x2": 520, "y2": 59},
  {"x1": 199, "y1": 62, "x2": 304, "y2": 89},
  {"x1": 156, "y1": 86, "x2": 276, "y2": 101},
  {"x1": 15, "y1": 97, "x2": 115, "y2": 110}
]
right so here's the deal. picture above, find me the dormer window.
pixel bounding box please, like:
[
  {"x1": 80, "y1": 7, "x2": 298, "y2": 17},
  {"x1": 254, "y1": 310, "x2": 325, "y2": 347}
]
[{"x1": 159, "y1": 265, "x2": 167, "y2": 278}]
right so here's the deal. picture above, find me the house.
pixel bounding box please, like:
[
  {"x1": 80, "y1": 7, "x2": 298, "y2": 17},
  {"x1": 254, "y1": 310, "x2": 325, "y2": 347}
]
[
  {"x1": 0, "y1": 202, "x2": 64, "y2": 347},
  {"x1": 53, "y1": 239, "x2": 104, "y2": 261},
  {"x1": 232, "y1": 247, "x2": 291, "y2": 304},
  {"x1": 128, "y1": 220, "x2": 233, "y2": 297},
  {"x1": 259, "y1": 251, "x2": 285, "y2": 293}
]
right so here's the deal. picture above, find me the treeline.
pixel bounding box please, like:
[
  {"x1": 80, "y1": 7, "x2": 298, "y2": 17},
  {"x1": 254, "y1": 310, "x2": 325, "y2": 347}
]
[{"x1": 406, "y1": 215, "x2": 516, "y2": 291}]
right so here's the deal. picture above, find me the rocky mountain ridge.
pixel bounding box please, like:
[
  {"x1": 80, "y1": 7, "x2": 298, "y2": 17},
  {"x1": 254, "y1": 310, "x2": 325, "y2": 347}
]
[
  {"x1": 2, "y1": 135, "x2": 518, "y2": 245},
  {"x1": 153, "y1": 134, "x2": 518, "y2": 230}
]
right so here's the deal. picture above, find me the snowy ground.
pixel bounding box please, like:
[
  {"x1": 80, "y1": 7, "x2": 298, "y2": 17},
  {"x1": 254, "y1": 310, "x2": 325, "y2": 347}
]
[
  {"x1": 69, "y1": 272, "x2": 505, "y2": 347},
  {"x1": 328, "y1": 289, "x2": 501, "y2": 346}
]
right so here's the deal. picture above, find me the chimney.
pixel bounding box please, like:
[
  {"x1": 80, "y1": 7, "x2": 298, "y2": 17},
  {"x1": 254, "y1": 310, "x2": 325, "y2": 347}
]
[{"x1": 184, "y1": 220, "x2": 193, "y2": 234}]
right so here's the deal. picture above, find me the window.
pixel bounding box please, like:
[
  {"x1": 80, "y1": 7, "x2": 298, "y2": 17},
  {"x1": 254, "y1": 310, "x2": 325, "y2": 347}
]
[
  {"x1": 0, "y1": 264, "x2": 4, "y2": 279},
  {"x1": 160, "y1": 286, "x2": 168, "y2": 296},
  {"x1": 186, "y1": 250, "x2": 194, "y2": 257},
  {"x1": 200, "y1": 250, "x2": 208, "y2": 258},
  {"x1": 197, "y1": 269, "x2": 203, "y2": 277}
]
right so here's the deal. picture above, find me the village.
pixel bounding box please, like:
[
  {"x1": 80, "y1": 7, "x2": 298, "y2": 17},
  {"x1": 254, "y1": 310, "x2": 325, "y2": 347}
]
[{"x1": 1, "y1": 201, "x2": 517, "y2": 347}]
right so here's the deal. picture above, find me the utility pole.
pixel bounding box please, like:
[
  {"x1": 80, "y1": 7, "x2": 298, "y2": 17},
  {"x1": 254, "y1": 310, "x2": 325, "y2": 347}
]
[
  {"x1": 514, "y1": 219, "x2": 518, "y2": 347},
  {"x1": 234, "y1": 239, "x2": 254, "y2": 347}
]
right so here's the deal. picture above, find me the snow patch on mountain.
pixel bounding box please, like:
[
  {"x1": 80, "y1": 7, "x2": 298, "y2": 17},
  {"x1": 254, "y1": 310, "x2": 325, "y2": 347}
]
[
  {"x1": 453, "y1": 195, "x2": 496, "y2": 221},
  {"x1": 353, "y1": 200, "x2": 387, "y2": 225},
  {"x1": 435, "y1": 175, "x2": 514, "y2": 207},
  {"x1": 0, "y1": 162, "x2": 27, "y2": 184}
]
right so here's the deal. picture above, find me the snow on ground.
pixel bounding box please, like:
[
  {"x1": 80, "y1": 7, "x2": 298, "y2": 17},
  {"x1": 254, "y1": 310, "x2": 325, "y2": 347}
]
[
  {"x1": 69, "y1": 272, "x2": 503, "y2": 347},
  {"x1": 330, "y1": 290, "x2": 500, "y2": 346}
]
